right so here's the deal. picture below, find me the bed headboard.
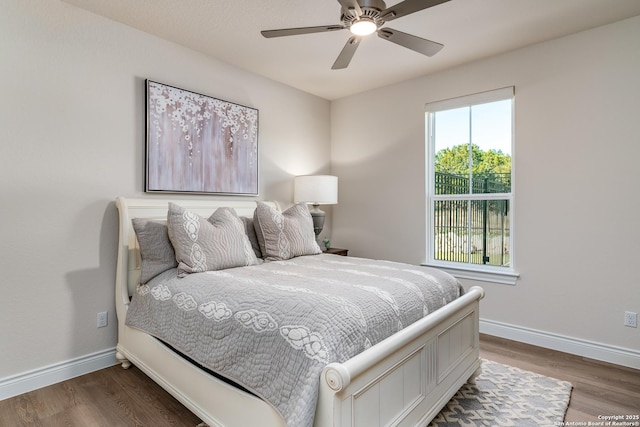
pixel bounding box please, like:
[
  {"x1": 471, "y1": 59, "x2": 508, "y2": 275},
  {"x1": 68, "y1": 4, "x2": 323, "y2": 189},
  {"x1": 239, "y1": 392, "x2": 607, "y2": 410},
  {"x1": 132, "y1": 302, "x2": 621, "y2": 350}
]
[{"x1": 114, "y1": 197, "x2": 280, "y2": 311}]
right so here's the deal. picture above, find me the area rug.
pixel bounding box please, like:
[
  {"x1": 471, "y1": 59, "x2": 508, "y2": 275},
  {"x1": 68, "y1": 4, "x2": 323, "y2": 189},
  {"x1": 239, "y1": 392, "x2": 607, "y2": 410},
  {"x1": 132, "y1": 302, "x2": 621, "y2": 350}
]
[{"x1": 429, "y1": 359, "x2": 573, "y2": 427}]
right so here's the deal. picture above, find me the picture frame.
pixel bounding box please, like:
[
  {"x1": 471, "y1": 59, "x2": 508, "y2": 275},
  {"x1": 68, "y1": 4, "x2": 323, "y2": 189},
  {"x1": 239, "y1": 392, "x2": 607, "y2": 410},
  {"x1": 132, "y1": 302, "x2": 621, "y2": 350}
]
[{"x1": 145, "y1": 80, "x2": 259, "y2": 195}]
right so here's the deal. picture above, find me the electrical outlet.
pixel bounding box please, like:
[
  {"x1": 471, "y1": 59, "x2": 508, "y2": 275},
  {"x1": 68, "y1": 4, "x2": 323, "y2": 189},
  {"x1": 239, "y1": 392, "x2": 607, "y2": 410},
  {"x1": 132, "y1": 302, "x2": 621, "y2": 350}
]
[
  {"x1": 624, "y1": 311, "x2": 637, "y2": 328},
  {"x1": 97, "y1": 311, "x2": 108, "y2": 328}
]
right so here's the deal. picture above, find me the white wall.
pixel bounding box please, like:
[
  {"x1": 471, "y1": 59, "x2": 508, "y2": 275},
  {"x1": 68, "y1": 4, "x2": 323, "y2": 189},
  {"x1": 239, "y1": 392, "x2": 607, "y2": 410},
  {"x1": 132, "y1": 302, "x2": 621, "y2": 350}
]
[
  {"x1": 0, "y1": 0, "x2": 330, "y2": 381},
  {"x1": 331, "y1": 16, "x2": 640, "y2": 363}
]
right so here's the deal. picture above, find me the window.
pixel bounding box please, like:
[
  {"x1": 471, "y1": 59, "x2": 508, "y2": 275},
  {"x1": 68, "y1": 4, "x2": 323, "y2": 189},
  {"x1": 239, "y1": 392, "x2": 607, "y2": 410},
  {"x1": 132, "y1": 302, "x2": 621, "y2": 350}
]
[{"x1": 425, "y1": 87, "x2": 517, "y2": 284}]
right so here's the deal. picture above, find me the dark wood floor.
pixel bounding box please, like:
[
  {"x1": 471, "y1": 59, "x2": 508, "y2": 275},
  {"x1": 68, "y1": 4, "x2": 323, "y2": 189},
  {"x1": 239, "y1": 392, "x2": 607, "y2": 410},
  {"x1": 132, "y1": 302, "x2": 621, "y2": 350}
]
[{"x1": 1, "y1": 335, "x2": 639, "y2": 426}]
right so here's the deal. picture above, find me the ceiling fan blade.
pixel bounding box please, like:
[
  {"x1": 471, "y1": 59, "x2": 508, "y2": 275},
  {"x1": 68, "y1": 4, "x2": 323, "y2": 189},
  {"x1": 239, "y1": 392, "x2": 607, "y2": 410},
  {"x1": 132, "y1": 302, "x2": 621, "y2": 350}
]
[
  {"x1": 380, "y1": 0, "x2": 450, "y2": 21},
  {"x1": 332, "y1": 36, "x2": 362, "y2": 69},
  {"x1": 378, "y1": 28, "x2": 443, "y2": 57},
  {"x1": 337, "y1": 0, "x2": 363, "y2": 18},
  {"x1": 261, "y1": 25, "x2": 345, "y2": 38}
]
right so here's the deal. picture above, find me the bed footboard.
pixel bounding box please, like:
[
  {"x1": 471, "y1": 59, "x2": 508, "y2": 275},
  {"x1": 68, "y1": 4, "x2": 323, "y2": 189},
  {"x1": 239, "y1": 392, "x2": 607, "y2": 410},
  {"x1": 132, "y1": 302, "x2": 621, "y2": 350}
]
[{"x1": 316, "y1": 286, "x2": 484, "y2": 427}]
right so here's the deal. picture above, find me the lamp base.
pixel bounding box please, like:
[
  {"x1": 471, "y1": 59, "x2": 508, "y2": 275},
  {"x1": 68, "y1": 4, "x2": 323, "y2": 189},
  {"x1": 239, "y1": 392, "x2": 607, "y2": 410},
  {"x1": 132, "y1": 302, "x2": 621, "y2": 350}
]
[{"x1": 309, "y1": 204, "x2": 325, "y2": 236}]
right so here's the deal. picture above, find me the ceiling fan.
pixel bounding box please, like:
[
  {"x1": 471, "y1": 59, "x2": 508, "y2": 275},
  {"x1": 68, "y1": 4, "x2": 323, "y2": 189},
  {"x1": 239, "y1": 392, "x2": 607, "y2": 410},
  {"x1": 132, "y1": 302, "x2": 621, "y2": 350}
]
[{"x1": 261, "y1": 0, "x2": 450, "y2": 69}]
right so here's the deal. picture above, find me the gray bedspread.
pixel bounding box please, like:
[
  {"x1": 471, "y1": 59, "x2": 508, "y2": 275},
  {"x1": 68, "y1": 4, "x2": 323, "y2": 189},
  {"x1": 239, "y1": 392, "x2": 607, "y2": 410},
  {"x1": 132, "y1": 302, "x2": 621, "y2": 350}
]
[{"x1": 125, "y1": 254, "x2": 463, "y2": 427}]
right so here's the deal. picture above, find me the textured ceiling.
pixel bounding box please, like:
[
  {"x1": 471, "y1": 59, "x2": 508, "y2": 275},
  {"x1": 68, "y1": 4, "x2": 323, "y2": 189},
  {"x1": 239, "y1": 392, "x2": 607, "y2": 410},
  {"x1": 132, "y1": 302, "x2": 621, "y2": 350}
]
[{"x1": 62, "y1": 0, "x2": 640, "y2": 100}]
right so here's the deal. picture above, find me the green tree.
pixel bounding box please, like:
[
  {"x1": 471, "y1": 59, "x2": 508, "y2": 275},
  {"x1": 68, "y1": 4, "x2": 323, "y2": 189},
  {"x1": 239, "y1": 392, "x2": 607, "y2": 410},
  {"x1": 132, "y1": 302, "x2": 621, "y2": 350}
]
[
  {"x1": 435, "y1": 144, "x2": 510, "y2": 175},
  {"x1": 435, "y1": 144, "x2": 479, "y2": 175},
  {"x1": 476, "y1": 148, "x2": 511, "y2": 175}
]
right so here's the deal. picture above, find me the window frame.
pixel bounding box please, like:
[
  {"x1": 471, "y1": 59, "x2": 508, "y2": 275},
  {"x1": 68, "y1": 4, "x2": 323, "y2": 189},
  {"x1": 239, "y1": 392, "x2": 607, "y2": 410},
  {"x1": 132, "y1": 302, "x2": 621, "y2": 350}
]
[{"x1": 424, "y1": 87, "x2": 518, "y2": 285}]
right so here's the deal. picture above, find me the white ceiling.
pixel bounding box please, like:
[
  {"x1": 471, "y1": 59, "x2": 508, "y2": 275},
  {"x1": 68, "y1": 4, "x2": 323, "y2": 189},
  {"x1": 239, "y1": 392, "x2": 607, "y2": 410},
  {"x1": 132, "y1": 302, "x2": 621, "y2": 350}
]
[{"x1": 62, "y1": 0, "x2": 640, "y2": 100}]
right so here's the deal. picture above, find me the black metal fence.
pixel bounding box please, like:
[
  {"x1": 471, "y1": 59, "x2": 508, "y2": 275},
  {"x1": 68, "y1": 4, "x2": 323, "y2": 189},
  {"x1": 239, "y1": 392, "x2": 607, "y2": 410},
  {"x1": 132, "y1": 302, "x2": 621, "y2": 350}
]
[
  {"x1": 433, "y1": 172, "x2": 510, "y2": 267},
  {"x1": 434, "y1": 171, "x2": 511, "y2": 195}
]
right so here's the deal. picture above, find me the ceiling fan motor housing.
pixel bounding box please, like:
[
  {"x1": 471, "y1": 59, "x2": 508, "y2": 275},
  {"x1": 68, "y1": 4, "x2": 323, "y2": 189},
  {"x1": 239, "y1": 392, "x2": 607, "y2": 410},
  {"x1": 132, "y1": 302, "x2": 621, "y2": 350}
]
[{"x1": 341, "y1": 0, "x2": 387, "y2": 29}]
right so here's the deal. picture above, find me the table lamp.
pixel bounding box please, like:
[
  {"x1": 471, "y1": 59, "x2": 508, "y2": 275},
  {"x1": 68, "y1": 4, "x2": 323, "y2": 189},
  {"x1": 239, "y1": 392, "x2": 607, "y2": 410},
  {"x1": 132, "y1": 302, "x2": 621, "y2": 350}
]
[{"x1": 294, "y1": 175, "x2": 338, "y2": 236}]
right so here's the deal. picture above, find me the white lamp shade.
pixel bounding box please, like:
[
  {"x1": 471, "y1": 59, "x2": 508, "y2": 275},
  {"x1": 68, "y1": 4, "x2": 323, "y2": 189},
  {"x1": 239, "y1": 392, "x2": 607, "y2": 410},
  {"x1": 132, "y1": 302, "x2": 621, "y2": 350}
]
[{"x1": 294, "y1": 175, "x2": 338, "y2": 205}]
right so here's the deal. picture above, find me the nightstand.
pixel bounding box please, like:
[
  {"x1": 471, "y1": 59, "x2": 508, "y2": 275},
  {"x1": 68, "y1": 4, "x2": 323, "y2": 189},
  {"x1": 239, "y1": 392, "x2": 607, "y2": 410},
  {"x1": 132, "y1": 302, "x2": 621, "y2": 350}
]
[{"x1": 324, "y1": 247, "x2": 348, "y2": 256}]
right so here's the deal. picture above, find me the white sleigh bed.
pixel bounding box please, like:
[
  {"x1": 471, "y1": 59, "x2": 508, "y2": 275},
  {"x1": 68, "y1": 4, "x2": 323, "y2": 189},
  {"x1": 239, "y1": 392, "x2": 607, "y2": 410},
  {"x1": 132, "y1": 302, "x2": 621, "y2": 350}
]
[{"x1": 114, "y1": 196, "x2": 484, "y2": 427}]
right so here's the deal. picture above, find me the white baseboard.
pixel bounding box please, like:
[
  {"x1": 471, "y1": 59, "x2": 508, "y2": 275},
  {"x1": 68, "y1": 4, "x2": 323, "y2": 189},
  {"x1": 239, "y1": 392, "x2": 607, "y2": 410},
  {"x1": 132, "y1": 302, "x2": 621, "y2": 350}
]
[
  {"x1": 0, "y1": 348, "x2": 118, "y2": 401},
  {"x1": 480, "y1": 319, "x2": 640, "y2": 370}
]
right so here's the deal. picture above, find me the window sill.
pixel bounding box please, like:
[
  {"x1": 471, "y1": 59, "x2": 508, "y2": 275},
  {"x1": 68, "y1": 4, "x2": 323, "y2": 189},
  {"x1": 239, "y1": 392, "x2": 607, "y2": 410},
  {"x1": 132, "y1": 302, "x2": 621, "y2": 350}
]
[{"x1": 421, "y1": 263, "x2": 519, "y2": 285}]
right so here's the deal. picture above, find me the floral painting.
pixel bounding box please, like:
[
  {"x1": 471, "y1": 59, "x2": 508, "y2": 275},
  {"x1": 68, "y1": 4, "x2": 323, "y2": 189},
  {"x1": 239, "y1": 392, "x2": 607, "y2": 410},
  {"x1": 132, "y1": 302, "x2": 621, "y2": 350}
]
[{"x1": 145, "y1": 80, "x2": 258, "y2": 195}]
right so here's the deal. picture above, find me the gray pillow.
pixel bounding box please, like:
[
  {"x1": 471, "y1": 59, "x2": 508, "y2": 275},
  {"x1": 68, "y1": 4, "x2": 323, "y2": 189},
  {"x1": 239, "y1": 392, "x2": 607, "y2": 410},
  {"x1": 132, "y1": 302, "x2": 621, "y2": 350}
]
[
  {"x1": 132, "y1": 218, "x2": 178, "y2": 284},
  {"x1": 167, "y1": 203, "x2": 259, "y2": 277},
  {"x1": 253, "y1": 202, "x2": 321, "y2": 261}
]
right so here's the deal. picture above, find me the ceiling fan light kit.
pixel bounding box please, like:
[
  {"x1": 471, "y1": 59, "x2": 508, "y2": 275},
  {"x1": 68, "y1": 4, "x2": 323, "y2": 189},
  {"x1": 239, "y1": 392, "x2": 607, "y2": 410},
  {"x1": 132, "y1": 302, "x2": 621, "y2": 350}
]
[
  {"x1": 261, "y1": 0, "x2": 450, "y2": 69},
  {"x1": 350, "y1": 18, "x2": 377, "y2": 36}
]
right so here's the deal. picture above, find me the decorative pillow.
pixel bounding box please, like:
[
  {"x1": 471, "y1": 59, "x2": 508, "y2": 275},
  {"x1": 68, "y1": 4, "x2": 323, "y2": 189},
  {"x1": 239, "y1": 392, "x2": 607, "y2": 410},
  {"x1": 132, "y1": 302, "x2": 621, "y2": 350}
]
[
  {"x1": 240, "y1": 216, "x2": 263, "y2": 259},
  {"x1": 167, "y1": 203, "x2": 259, "y2": 277},
  {"x1": 132, "y1": 218, "x2": 178, "y2": 284},
  {"x1": 253, "y1": 201, "x2": 322, "y2": 261}
]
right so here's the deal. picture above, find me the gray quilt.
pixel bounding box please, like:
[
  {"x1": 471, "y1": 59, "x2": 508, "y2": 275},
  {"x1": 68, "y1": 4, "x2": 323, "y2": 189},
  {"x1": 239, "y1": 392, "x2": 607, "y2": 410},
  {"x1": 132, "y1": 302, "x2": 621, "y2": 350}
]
[{"x1": 125, "y1": 254, "x2": 463, "y2": 427}]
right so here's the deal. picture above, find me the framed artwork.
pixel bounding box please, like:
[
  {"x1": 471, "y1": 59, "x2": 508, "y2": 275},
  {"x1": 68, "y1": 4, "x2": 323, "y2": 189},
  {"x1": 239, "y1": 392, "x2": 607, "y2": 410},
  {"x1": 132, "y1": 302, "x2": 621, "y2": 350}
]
[{"x1": 145, "y1": 80, "x2": 258, "y2": 195}]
